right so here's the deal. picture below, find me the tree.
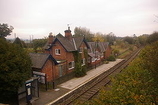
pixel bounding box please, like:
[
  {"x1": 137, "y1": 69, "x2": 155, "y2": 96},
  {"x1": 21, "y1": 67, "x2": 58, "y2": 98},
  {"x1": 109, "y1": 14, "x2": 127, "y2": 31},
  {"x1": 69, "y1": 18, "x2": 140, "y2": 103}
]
[
  {"x1": 0, "y1": 23, "x2": 14, "y2": 38},
  {"x1": 74, "y1": 27, "x2": 93, "y2": 41},
  {"x1": 139, "y1": 41, "x2": 158, "y2": 83},
  {"x1": 138, "y1": 34, "x2": 148, "y2": 46},
  {"x1": 123, "y1": 36, "x2": 134, "y2": 44},
  {"x1": 13, "y1": 37, "x2": 26, "y2": 48},
  {"x1": 0, "y1": 38, "x2": 32, "y2": 104},
  {"x1": 85, "y1": 42, "x2": 158, "y2": 105},
  {"x1": 33, "y1": 38, "x2": 47, "y2": 52},
  {"x1": 92, "y1": 32, "x2": 105, "y2": 42},
  {"x1": 105, "y1": 32, "x2": 116, "y2": 45},
  {"x1": 147, "y1": 32, "x2": 158, "y2": 44}
]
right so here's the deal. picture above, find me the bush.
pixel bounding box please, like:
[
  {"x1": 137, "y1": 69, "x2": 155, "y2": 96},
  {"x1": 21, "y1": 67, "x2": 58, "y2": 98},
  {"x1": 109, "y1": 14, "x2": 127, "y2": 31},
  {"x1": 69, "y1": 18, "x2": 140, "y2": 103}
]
[
  {"x1": 75, "y1": 64, "x2": 86, "y2": 77},
  {"x1": 104, "y1": 61, "x2": 109, "y2": 64},
  {"x1": 107, "y1": 55, "x2": 116, "y2": 61}
]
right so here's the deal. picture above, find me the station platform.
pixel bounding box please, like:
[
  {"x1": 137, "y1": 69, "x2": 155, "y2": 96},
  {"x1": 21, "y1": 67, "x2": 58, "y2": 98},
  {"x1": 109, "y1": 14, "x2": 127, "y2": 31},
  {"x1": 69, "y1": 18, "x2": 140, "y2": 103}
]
[
  {"x1": 59, "y1": 59, "x2": 123, "y2": 90},
  {"x1": 20, "y1": 59, "x2": 123, "y2": 105}
]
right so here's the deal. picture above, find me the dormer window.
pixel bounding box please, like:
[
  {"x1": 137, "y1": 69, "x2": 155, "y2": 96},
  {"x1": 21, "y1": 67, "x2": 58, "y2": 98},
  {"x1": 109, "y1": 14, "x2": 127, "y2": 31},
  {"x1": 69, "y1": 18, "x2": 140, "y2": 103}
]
[{"x1": 55, "y1": 49, "x2": 60, "y2": 55}]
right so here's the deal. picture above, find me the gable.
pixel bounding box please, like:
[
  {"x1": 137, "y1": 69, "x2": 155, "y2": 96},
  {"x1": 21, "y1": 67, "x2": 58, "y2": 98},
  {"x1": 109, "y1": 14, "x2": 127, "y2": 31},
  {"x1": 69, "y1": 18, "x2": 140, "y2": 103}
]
[
  {"x1": 29, "y1": 53, "x2": 58, "y2": 69},
  {"x1": 56, "y1": 37, "x2": 76, "y2": 51},
  {"x1": 74, "y1": 37, "x2": 89, "y2": 49}
]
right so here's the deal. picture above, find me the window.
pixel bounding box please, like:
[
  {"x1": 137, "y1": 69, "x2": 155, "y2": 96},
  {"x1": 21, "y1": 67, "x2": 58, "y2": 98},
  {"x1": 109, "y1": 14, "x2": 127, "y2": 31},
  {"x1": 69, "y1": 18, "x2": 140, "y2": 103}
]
[
  {"x1": 55, "y1": 49, "x2": 60, "y2": 55},
  {"x1": 92, "y1": 57, "x2": 96, "y2": 62},
  {"x1": 79, "y1": 47, "x2": 83, "y2": 53},
  {"x1": 58, "y1": 65, "x2": 63, "y2": 77},
  {"x1": 68, "y1": 61, "x2": 75, "y2": 70},
  {"x1": 82, "y1": 58, "x2": 85, "y2": 66}
]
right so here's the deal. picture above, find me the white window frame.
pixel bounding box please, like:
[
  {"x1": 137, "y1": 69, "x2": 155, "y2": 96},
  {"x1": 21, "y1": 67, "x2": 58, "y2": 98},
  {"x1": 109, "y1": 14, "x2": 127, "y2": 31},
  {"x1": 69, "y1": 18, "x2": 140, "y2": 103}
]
[
  {"x1": 55, "y1": 49, "x2": 60, "y2": 55},
  {"x1": 68, "y1": 61, "x2": 75, "y2": 70},
  {"x1": 82, "y1": 58, "x2": 85, "y2": 66}
]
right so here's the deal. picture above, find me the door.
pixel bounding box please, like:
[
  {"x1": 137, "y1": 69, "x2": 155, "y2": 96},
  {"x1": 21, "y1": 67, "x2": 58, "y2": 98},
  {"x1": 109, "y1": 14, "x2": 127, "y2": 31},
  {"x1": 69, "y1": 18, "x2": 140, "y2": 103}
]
[{"x1": 59, "y1": 65, "x2": 63, "y2": 77}]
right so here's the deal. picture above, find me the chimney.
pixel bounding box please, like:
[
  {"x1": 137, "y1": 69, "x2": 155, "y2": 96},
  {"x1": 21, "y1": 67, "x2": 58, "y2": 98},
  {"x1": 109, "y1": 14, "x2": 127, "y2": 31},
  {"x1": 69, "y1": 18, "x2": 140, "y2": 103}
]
[
  {"x1": 48, "y1": 32, "x2": 54, "y2": 44},
  {"x1": 64, "y1": 26, "x2": 72, "y2": 40}
]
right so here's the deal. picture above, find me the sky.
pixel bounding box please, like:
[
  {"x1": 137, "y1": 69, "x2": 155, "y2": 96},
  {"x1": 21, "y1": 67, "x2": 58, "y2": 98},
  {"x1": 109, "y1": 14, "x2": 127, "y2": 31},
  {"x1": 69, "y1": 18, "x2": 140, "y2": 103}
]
[{"x1": 0, "y1": 0, "x2": 158, "y2": 39}]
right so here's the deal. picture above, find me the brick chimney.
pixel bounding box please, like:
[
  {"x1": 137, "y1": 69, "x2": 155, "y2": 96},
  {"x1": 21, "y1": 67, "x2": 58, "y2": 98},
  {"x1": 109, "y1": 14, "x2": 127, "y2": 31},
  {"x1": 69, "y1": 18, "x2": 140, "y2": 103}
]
[
  {"x1": 64, "y1": 26, "x2": 72, "y2": 41},
  {"x1": 48, "y1": 32, "x2": 54, "y2": 44}
]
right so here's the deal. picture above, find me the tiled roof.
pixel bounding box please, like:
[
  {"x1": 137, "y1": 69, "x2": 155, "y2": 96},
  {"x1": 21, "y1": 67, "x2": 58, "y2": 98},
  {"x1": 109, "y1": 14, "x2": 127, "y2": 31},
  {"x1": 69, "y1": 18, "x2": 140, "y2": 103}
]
[
  {"x1": 44, "y1": 32, "x2": 89, "y2": 51},
  {"x1": 50, "y1": 36, "x2": 89, "y2": 52},
  {"x1": 29, "y1": 53, "x2": 58, "y2": 69},
  {"x1": 88, "y1": 53, "x2": 95, "y2": 57},
  {"x1": 87, "y1": 42, "x2": 96, "y2": 53},
  {"x1": 43, "y1": 41, "x2": 51, "y2": 50},
  {"x1": 56, "y1": 37, "x2": 76, "y2": 51},
  {"x1": 88, "y1": 42, "x2": 109, "y2": 57},
  {"x1": 74, "y1": 37, "x2": 84, "y2": 48}
]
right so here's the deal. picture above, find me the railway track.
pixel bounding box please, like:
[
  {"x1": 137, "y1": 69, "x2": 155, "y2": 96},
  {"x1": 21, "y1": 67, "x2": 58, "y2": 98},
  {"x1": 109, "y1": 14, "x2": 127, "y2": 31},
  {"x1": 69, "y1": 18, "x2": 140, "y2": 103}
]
[{"x1": 49, "y1": 48, "x2": 141, "y2": 105}]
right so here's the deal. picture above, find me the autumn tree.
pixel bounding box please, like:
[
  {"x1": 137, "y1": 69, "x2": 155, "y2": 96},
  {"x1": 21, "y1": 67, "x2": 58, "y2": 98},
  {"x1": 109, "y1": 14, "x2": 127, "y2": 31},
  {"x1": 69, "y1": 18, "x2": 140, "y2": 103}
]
[
  {"x1": 0, "y1": 38, "x2": 32, "y2": 104},
  {"x1": 86, "y1": 41, "x2": 158, "y2": 105},
  {"x1": 92, "y1": 32, "x2": 105, "y2": 42},
  {"x1": 139, "y1": 41, "x2": 158, "y2": 84},
  {"x1": 0, "y1": 23, "x2": 14, "y2": 38}
]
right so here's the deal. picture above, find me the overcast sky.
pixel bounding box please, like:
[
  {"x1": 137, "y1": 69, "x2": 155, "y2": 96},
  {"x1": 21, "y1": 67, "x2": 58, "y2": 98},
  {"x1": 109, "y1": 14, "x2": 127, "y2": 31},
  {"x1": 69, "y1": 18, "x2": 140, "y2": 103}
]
[{"x1": 0, "y1": 0, "x2": 158, "y2": 39}]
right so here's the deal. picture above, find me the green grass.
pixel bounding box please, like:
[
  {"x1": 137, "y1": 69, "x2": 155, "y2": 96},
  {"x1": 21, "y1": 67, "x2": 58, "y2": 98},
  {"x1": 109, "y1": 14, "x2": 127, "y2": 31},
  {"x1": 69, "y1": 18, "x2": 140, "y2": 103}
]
[
  {"x1": 118, "y1": 50, "x2": 132, "y2": 59},
  {"x1": 112, "y1": 44, "x2": 138, "y2": 59}
]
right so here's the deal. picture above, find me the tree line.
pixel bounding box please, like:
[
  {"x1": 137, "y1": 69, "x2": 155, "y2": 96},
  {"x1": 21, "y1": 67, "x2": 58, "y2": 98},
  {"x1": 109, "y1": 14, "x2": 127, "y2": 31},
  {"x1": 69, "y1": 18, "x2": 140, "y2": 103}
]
[{"x1": 12, "y1": 27, "x2": 158, "y2": 53}]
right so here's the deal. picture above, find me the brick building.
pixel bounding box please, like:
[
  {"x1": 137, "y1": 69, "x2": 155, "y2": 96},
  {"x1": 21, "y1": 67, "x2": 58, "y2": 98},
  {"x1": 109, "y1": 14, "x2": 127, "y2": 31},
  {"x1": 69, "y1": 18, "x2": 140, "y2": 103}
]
[
  {"x1": 43, "y1": 27, "x2": 89, "y2": 84},
  {"x1": 30, "y1": 27, "x2": 112, "y2": 87},
  {"x1": 87, "y1": 42, "x2": 112, "y2": 68},
  {"x1": 29, "y1": 53, "x2": 58, "y2": 82}
]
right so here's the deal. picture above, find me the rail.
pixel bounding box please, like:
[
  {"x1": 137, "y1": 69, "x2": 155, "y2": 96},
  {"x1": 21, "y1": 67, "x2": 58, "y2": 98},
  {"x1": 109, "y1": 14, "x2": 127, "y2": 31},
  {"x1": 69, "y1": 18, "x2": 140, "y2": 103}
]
[{"x1": 47, "y1": 48, "x2": 141, "y2": 105}]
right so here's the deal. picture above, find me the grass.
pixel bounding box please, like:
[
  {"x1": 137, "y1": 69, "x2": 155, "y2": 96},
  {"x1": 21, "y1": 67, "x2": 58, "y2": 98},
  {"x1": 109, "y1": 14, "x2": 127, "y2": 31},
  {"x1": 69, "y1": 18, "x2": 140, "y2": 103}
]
[
  {"x1": 118, "y1": 50, "x2": 132, "y2": 59},
  {"x1": 112, "y1": 44, "x2": 138, "y2": 59}
]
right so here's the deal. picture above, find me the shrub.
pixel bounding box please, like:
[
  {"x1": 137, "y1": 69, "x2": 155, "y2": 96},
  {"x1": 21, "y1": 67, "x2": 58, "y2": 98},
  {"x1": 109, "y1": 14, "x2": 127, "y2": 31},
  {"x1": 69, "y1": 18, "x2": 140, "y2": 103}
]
[{"x1": 107, "y1": 55, "x2": 116, "y2": 61}]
